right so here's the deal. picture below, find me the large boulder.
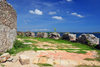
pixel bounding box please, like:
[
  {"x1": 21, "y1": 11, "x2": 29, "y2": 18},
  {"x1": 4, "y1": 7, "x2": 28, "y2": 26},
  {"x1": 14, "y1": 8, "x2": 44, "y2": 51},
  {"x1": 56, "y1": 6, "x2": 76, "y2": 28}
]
[
  {"x1": 62, "y1": 33, "x2": 76, "y2": 41},
  {"x1": 17, "y1": 32, "x2": 25, "y2": 37},
  {"x1": 24, "y1": 32, "x2": 35, "y2": 37},
  {"x1": 0, "y1": 0, "x2": 17, "y2": 52},
  {"x1": 19, "y1": 55, "x2": 30, "y2": 65},
  {"x1": 49, "y1": 32, "x2": 60, "y2": 39},
  {"x1": 77, "y1": 34, "x2": 99, "y2": 46},
  {"x1": 37, "y1": 32, "x2": 48, "y2": 38}
]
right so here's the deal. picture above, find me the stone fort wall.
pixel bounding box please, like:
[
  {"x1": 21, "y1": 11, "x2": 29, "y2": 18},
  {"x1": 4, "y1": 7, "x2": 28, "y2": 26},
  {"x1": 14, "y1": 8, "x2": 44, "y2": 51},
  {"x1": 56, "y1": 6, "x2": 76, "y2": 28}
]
[{"x1": 0, "y1": 0, "x2": 17, "y2": 52}]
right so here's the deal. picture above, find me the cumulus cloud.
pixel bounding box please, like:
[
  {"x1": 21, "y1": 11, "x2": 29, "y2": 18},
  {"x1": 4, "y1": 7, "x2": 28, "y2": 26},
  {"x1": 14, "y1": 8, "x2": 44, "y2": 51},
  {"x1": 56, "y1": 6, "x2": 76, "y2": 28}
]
[
  {"x1": 29, "y1": 9, "x2": 43, "y2": 15},
  {"x1": 48, "y1": 11, "x2": 56, "y2": 15},
  {"x1": 32, "y1": 29, "x2": 49, "y2": 31},
  {"x1": 52, "y1": 16, "x2": 63, "y2": 20},
  {"x1": 71, "y1": 12, "x2": 84, "y2": 18},
  {"x1": 66, "y1": 0, "x2": 72, "y2": 2}
]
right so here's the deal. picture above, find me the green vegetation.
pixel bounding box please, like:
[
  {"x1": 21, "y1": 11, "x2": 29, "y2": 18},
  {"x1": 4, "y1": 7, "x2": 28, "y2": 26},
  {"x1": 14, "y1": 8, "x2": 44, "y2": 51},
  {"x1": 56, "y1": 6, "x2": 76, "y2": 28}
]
[
  {"x1": 54, "y1": 28, "x2": 56, "y2": 32},
  {"x1": 7, "y1": 40, "x2": 32, "y2": 54},
  {"x1": 84, "y1": 58, "x2": 95, "y2": 61},
  {"x1": 0, "y1": 64, "x2": 5, "y2": 67},
  {"x1": 77, "y1": 65, "x2": 100, "y2": 67},
  {"x1": 24, "y1": 40, "x2": 37, "y2": 43},
  {"x1": 43, "y1": 44, "x2": 49, "y2": 46},
  {"x1": 37, "y1": 63, "x2": 53, "y2": 67}
]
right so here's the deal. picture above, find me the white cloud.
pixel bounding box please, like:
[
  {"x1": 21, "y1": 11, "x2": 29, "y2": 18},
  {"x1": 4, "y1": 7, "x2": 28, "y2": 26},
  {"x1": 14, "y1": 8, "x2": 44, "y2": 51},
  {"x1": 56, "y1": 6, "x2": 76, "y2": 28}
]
[
  {"x1": 71, "y1": 12, "x2": 84, "y2": 18},
  {"x1": 66, "y1": 0, "x2": 72, "y2": 2},
  {"x1": 29, "y1": 9, "x2": 43, "y2": 15},
  {"x1": 48, "y1": 12, "x2": 56, "y2": 15},
  {"x1": 29, "y1": 10, "x2": 34, "y2": 14},
  {"x1": 52, "y1": 16, "x2": 63, "y2": 20},
  {"x1": 32, "y1": 29, "x2": 49, "y2": 31}
]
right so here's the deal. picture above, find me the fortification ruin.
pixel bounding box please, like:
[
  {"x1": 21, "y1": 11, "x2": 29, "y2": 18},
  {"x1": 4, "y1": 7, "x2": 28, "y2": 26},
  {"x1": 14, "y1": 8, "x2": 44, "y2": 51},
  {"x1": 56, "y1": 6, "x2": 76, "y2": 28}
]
[{"x1": 0, "y1": 0, "x2": 17, "y2": 52}]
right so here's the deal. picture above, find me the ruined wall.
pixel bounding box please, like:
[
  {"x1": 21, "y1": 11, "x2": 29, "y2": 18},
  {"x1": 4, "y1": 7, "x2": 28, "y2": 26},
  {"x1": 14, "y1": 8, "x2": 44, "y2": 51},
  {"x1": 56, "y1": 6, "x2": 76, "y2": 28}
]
[{"x1": 0, "y1": 0, "x2": 17, "y2": 52}]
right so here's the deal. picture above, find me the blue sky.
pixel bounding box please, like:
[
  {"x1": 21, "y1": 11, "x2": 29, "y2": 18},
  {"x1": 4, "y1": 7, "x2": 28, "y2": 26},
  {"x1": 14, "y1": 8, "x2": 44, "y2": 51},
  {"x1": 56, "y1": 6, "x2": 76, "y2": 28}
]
[{"x1": 7, "y1": 0, "x2": 100, "y2": 32}]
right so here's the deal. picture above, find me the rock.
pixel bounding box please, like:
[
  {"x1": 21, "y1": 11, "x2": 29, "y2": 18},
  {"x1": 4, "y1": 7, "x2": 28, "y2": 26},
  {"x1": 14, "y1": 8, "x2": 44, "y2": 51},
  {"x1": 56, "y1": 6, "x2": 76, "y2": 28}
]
[
  {"x1": 0, "y1": 57, "x2": 6, "y2": 63},
  {"x1": 38, "y1": 57, "x2": 48, "y2": 64},
  {"x1": 0, "y1": 0, "x2": 17, "y2": 52},
  {"x1": 77, "y1": 34, "x2": 99, "y2": 46},
  {"x1": 95, "y1": 45, "x2": 100, "y2": 49},
  {"x1": 62, "y1": 33, "x2": 76, "y2": 41},
  {"x1": 25, "y1": 32, "x2": 35, "y2": 37},
  {"x1": 7, "y1": 57, "x2": 13, "y2": 62},
  {"x1": 37, "y1": 32, "x2": 48, "y2": 38},
  {"x1": 19, "y1": 55, "x2": 30, "y2": 65},
  {"x1": 12, "y1": 57, "x2": 18, "y2": 63},
  {"x1": 0, "y1": 53, "x2": 10, "y2": 62},
  {"x1": 17, "y1": 32, "x2": 25, "y2": 37},
  {"x1": 49, "y1": 32, "x2": 60, "y2": 39},
  {"x1": 31, "y1": 32, "x2": 35, "y2": 37}
]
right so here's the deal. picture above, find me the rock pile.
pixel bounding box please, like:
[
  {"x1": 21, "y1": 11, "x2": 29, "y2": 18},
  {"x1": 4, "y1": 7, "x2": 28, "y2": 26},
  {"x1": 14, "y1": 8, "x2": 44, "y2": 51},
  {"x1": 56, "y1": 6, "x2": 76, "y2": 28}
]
[
  {"x1": 77, "y1": 34, "x2": 99, "y2": 46},
  {"x1": 62, "y1": 33, "x2": 76, "y2": 41},
  {"x1": 17, "y1": 32, "x2": 100, "y2": 46},
  {"x1": 24, "y1": 32, "x2": 35, "y2": 37},
  {"x1": 17, "y1": 32, "x2": 25, "y2": 37},
  {"x1": 0, "y1": 0, "x2": 17, "y2": 52},
  {"x1": 49, "y1": 32, "x2": 60, "y2": 39},
  {"x1": 37, "y1": 32, "x2": 48, "y2": 38},
  {"x1": 0, "y1": 53, "x2": 10, "y2": 63},
  {"x1": 19, "y1": 55, "x2": 30, "y2": 65}
]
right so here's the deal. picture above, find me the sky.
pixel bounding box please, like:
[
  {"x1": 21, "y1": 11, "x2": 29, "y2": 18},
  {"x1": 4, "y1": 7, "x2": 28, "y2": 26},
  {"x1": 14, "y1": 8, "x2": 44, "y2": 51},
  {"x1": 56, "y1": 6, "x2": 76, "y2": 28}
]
[{"x1": 7, "y1": 0, "x2": 100, "y2": 32}]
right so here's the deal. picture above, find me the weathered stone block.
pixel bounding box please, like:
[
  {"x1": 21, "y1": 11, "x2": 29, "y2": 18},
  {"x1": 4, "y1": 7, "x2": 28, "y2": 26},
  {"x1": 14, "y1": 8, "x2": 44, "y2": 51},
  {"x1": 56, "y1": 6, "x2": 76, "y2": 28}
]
[
  {"x1": 77, "y1": 34, "x2": 99, "y2": 46},
  {"x1": 49, "y1": 32, "x2": 60, "y2": 39},
  {"x1": 19, "y1": 55, "x2": 30, "y2": 65},
  {"x1": 0, "y1": 0, "x2": 17, "y2": 52},
  {"x1": 37, "y1": 32, "x2": 48, "y2": 38},
  {"x1": 62, "y1": 33, "x2": 76, "y2": 41}
]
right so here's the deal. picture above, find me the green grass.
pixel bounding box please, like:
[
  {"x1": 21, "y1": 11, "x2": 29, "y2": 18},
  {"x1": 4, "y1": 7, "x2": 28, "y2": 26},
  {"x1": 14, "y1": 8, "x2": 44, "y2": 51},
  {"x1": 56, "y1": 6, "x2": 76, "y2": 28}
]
[
  {"x1": 43, "y1": 44, "x2": 49, "y2": 46},
  {"x1": 77, "y1": 65, "x2": 100, "y2": 67},
  {"x1": 84, "y1": 58, "x2": 95, "y2": 61},
  {"x1": 24, "y1": 40, "x2": 37, "y2": 43},
  {"x1": 37, "y1": 63, "x2": 53, "y2": 67},
  {"x1": 0, "y1": 64, "x2": 5, "y2": 67},
  {"x1": 7, "y1": 40, "x2": 32, "y2": 54}
]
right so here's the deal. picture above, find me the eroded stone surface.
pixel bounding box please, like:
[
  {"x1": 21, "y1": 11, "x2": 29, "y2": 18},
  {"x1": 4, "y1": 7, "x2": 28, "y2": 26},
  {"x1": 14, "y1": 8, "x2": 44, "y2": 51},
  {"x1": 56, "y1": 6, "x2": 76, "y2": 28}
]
[
  {"x1": 19, "y1": 55, "x2": 30, "y2": 65},
  {"x1": 77, "y1": 34, "x2": 99, "y2": 45},
  {"x1": 0, "y1": 0, "x2": 17, "y2": 52},
  {"x1": 0, "y1": 53, "x2": 10, "y2": 62}
]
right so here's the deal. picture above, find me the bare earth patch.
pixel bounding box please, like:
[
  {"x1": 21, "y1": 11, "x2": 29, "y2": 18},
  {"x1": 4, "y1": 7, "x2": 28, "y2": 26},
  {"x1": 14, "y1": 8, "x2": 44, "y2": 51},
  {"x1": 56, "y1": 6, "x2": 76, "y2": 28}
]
[{"x1": 1, "y1": 50, "x2": 100, "y2": 67}]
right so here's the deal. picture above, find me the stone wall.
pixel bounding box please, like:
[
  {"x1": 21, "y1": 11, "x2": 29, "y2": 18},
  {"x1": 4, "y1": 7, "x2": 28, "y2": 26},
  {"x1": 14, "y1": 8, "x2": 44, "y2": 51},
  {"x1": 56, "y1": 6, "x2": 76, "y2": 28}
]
[{"x1": 0, "y1": 0, "x2": 17, "y2": 52}]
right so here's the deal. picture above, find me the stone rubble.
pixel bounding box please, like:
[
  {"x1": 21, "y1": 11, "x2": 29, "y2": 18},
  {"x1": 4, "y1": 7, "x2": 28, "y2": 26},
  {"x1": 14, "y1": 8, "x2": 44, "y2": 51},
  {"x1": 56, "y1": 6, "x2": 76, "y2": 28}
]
[
  {"x1": 0, "y1": 53, "x2": 10, "y2": 63},
  {"x1": 49, "y1": 32, "x2": 60, "y2": 39},
  {"x1": 62, "y1": 33, "x2": 76, "y2": 41},
  {"x1": 19, "y1": 55, "x2": 30, "y2": 65}
]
